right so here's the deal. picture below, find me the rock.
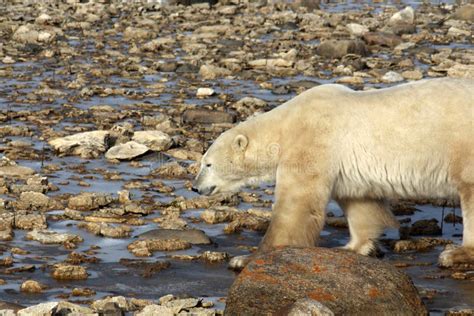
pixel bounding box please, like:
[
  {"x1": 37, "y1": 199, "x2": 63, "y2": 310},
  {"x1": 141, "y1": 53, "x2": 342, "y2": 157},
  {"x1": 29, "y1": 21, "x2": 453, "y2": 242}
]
[
  {"x1": 2, "y1": 56, "x2": 15, "y2": 64},
  {"x1": 446, "y1": 308, "x2": 474, "y2": 316},
  {"x1": 409, "y1": 219, "x2": 442, "y2": 236},
  {"x1": 201, "y1": 251, "x2": 229, "y2": 263},
  {"x1": 326, "y1": 217, "x2": 348, "y2": 228},
  {"x1": 12, "y1": 24, "x2": 40, "y2": 44},
  {"x1": 91, "y1": 296, "x2": 132, "y2": 312},
  {"x1": 452, "y1": 4, "x2": 474, "y2": 22},
  {"x1": 138, "y1": 229, "x2": 211, "y2": 244},
  {"x1": 51, "y1": 264, "x2": 88, "y2": 280},
  {"x1": 336, "y1": 76, "x2": 364, "y2": 85},
  {"x1": 444, "y1": 212, "x2": 463, "y2": 224},
  {"x1": 288, "y1": 298, "x2": 334, "y2": 316},
  {"x1": 132, "y1": 131, "x2": 172, "y2": 151},
  {"x1": 225, "y1": 248, "x2": 426, "y2": 315},
  {"x1": 401, "y1": 69, "x2": 423, "y2": 80},
  {"x1": 26, "y1": 229, "x2": 83, "y2": 244},
  {"x1": 35, "y1": 13, "x2": 52, "y2": 25},
  {"x1": 105, "y1": 141, "x2": 150, "y2": 160},
  {"x1": 363, "y1": 32, "x2": 402, "y2": 48},
  {"x1": 346, "y1": 23, "x2": 369, "y2": 37},
  {"x1": 55, "y1": 302, "x2": 95, "y2": 315},
  {"x1": 393, "y1": 238, "x2": 452, "y2": 253},
  {"x1": 164, "y1": 298, "x2": 199, "y2": 310},
  {"x1": 78, "y1": 222, "x2": 132, "y2": 238},
  {"x1": 382, "y1": 71, "x2": 404, "y2": 83},
  {"x1": 448, "y1": 27, "x2": 471, "y2": 37},
  {"x1": 136, "y1": 305, "x2": 175, "y2": 316},
  {"x1": 128, "y1": 239, "x2": 191, "y2": 257},
  {"x1": 142, "y1": 37, "x2": 175, "y2": 52},
  {"x1": 224, "y1": 212, "x2": 270, "y2": 233},
  {"x1": 183, "y1": 109, "x2": 236, "y2": 124},
  {"x1": 199, "y1": 64, "x2": 231, "y2": 80},
  {"x1": 16, "y1": 191, "x2": 60, "y2": 211},
  {"x1": 17, "y1": 302, "x2": 58, "y2": 316},
  {"x1": 68, "y1": 192, "x2": 114, "y2": 211},
  {"x1": 389, "y1": 23, "x2": 416, "y2": 35},
  {"x1": 15, "y1": 213, "x2": 47, "y2": 230},
  {"x1": 152, "y1": 161, "x2": 188, "y2": 179},
  {"x1": 0, "y1": 165, "x2": 35, "y2": 177},
  {"x1": 166, "y1": 149, "x2": 202, "y2": 161},
  {"x1": 316, "y1": 40, "x2": 368, "y2": 58},
  {"x1": 196, "y1": 87, "x2": 215, "y2": 97},
  {"x1": 72, "y1": 287, "x2": 96, "y2": 297},
  {"x1": 248, "y1": 58, "x2": 295, "y2": 69},
  {"x1": 389, "y1": 6, "x2": 415, "y2": 26},
  {"x1": 123, "y1": 27, "x2": 153, "y2": 41},
  {"x1": 20, "y1": 280, "x2": 45, "y2": 293},
  {"x1": 49, "y1": 131, "x2": 110, "y2": 158},
  {"x1": 201, "y1": 207, "x2": 236, "y2": 224},
  {"x1": 447, "y1": 64, "x2": 474, "y2": 79},
  {"x1": 0, "y1": 228, "x2": 13, "y2": 241}
]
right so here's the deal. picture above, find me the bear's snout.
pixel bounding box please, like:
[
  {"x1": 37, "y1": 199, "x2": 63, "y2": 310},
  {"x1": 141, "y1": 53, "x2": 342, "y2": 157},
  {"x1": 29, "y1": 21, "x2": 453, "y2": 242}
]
[{"x1": 192, "y1": 184, "x2": 217, "y2": 196}]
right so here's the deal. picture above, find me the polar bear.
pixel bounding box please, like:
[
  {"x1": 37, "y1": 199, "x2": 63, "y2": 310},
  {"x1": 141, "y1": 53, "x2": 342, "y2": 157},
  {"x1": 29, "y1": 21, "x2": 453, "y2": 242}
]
[{"x1": 192, "y1": 78, "x2": 474, "y2": 269}]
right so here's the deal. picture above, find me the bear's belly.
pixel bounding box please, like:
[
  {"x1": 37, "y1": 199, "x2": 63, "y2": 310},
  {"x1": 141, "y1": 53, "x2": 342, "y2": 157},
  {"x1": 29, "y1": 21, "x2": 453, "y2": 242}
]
[{"x1": 332, "y1": 165, "x2": 459, "y2": 201}]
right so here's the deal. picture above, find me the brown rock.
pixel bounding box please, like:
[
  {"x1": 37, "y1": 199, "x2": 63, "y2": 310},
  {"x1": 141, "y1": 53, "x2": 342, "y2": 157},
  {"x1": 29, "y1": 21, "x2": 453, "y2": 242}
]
[
  {"x1": 363, "y1": 32, "x2": 402, "y2": 48},
  {"x1": 452, "y1": 4, "x2": 474, "y2": 22},
  {"x1": 51, "y1": 264, "x2": 88, "y2": 280},
  {"x1": 15, "y1": 213, "x2": 47, "y2": 230},
  {"x1": 316, "y1": 40, "x2": 368, "y2": 58},
  {"x1": 225, "y1": 247, "x2": 427, "y2": 315},
  {"x1": 20, "y1": 280, "x2": 45, "y2": 293},
  {"x1": 68, "y1": 192, "x2": 114, "y2": 211},
  {"x1": 128, "y1": 239, "x2": 191, "y2": 257}
]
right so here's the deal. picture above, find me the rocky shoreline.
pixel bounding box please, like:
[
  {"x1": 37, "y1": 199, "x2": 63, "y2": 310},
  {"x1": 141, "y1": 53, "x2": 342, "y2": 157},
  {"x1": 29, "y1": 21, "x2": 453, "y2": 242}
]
[{"x1": 0, "y1": 0, "x2": 473, "y2": 315}]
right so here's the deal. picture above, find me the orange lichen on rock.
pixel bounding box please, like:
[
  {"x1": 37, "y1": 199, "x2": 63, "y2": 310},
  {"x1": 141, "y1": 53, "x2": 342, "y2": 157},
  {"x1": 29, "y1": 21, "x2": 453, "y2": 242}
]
[
  {"x1": 312, "y1": 265, "x2": 327, "y2": 273},
  {"x1": 307, "y1": 288, "x2": 336, "y2": 302},
  {"x1": 240, "y1": 268, "x2": 280, "y2": 285},
  {"x1": 368, "y1": 287, "x2": 382, "y2": 298}
]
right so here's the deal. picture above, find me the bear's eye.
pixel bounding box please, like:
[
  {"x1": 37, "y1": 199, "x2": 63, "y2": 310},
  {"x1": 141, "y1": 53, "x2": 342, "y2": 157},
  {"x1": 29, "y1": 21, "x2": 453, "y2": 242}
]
[{"x1": 206, "y1": 163, "x2": 212, "y2": 167}]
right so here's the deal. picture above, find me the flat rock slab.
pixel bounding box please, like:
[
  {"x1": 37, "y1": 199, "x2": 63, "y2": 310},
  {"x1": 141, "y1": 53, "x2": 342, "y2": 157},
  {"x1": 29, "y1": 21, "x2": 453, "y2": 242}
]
[
  {"x1": 105, "y1": 141, "x2": 150, "y2": 160},
  {"x1": 0, "y1": 166, "x2": 35, "y2": 177},
  {"x1": 138, "y1": 229, "x2": 211, "y2": 245},
  {"x1": 225, "y1": 247, "x2": 427, "y2": 315}
]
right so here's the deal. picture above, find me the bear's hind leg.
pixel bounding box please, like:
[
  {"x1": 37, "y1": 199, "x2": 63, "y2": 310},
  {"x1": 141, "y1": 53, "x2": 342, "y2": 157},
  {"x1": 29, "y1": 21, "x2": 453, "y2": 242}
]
[
  {"x1": 439, "y1": 185, "x2": 474, "y2": 267},
  {"x1": 337, "y1": 198, "x2": 399, "y2": 256}
]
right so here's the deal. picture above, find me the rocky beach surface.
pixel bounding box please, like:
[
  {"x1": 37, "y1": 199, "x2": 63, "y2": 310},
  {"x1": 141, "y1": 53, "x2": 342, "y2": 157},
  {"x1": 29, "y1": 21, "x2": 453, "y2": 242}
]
[{"x1": 0, "y1": 0, "x2": 473, "y2": 315}]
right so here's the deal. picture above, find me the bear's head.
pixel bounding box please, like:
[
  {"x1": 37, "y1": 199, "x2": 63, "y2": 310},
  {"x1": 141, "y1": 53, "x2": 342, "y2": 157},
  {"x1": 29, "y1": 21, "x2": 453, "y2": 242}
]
[{"x1": 192, "y1": 127, "x2": 279, "y2": 195}]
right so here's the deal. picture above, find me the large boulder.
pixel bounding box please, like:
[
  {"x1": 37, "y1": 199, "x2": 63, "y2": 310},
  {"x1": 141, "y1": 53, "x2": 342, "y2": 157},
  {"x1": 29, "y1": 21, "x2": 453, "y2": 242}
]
[{"x1": 225, "y1": 247, "x2": 427, "y2": 315}]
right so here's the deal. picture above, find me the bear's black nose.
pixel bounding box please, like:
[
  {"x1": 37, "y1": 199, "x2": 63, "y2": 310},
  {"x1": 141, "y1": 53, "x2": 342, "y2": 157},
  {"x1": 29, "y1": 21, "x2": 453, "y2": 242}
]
[{"x1": 191, "y1": 187, "x2": 199, "y2": 193}]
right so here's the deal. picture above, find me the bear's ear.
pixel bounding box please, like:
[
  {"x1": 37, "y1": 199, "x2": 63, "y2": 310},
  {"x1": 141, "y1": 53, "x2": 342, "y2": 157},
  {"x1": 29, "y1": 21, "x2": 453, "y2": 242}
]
[{"x1": 232, "y1": 134, "x2": 248, "y2": 152}]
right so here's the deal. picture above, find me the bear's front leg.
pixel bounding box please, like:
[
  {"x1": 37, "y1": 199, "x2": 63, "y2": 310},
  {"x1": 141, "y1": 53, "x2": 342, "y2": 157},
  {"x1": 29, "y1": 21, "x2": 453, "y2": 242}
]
[{"x1": 229, "y1": 165, "x2": 332, "y2": 270}]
